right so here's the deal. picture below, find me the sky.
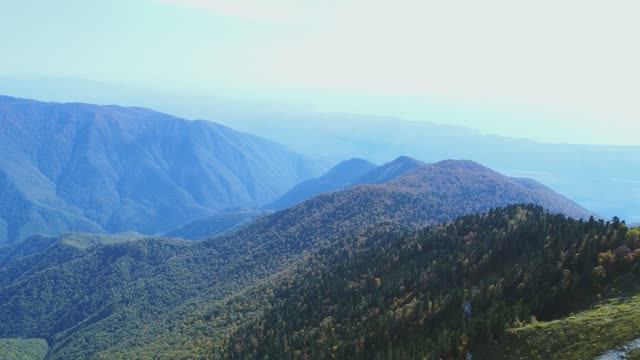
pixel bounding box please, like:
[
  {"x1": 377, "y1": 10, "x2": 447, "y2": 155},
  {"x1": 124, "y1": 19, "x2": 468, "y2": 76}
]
[{"x1": 1, "y1": 0, "x2": 639, "y2": 145}]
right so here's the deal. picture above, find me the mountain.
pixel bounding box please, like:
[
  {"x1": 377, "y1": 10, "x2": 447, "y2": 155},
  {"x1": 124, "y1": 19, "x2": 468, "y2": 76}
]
[
  {"x1": 0, "y1": 158, "x2": 595, "y2": 359},
  {"x1": 164, "y1": 208, "x2": 269, "y2": 240},
  {"x1": 1, "y1": 77, "x2": 637, "y2": 222},
  {"x1": 0, "y1": 95, "x2": 324, "y2": 244},
  {"x1": 356, "y1": 155, "x2": 424, "y2": 183},
  {"x1": 269, "y1": 155, "x2": 584, "y2": 216},
  {"x1": 268, "y1": 158, "x2": 376, "y2": 210},
  {"x1": 220, "y1": 159, "x2": 591, "y2": 269},
  {"x1": 213, "y1": 111, "x2": 640, "y2": 223},
  {"x1": 224, "y1": 205, "x2": 640, "y2": 359},
  {"x1": 271, "y1": 157, "x2": 590, "y2": 226}
]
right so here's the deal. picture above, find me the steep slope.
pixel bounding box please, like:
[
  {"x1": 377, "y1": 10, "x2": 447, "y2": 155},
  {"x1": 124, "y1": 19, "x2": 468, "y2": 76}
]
[
  {"x1": 224, "y1": 206, "x2": 639, "y2": 360},
  {"x1": 0, "y1": 233, "x2": 215, "y2": 357},
  {"x1": 268, "y1": 158, "x2": 376, "y2": 210},
  {"x1": 0, "y1": 160, "x2": 593, "y2": 358},
  {"x1": 481, "y1": 292, "x2": 640, "y2": 360},
  {"x1": 0, "y1": 95, "x2": 323, "y2": 244},
  {"x1": 193, "y1": 159, "x2": 590, "y2": 278},
  {"x1": 164, "y1": 208, "x2": 270, "y2": 240}
]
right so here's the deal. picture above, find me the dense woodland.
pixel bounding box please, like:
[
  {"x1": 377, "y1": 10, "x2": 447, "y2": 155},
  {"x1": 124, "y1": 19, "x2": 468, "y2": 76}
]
[
  {"x1": 0, "y1": 158, "x2": 625, "y2": 359},
  {"x1": 0, "y1": 338, "x2": 48, "y2": 360},
  {"x1": 224, "y1": 206, "x2": 640, "y2": 359},
  {"x1": 0, "y1": 96, "x2": 324, "y2": 244}
]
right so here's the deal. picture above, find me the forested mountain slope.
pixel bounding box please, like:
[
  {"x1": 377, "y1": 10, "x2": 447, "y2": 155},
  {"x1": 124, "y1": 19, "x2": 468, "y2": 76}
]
[
  {"x1": 0, "y1": 160, "x2": 593, "y2": 358},
  {"x1": 164, "y1": 208, "x2": 270, "y2": 240},
  {"x1": 268, "y1": 158, "x2": 376, "y2": 210},
  {"x1": 0, "y1": 95, "x2": 323, "y2": 244},
  {"x1": 225, "y1": 206, "x2": 640, "y2": 359},
  {"x1": 269, "y1": 156, "x2": 589, "y2": 220}
]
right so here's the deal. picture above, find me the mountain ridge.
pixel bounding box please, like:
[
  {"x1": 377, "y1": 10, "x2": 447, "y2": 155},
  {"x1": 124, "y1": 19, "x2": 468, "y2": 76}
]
[
  {"x1": 0, "y1": 158, "x2": 594, "y2": 359},
  {"x1": 0, "y1": 95, "x2": 325, "y2": 244},
  {"x1": 269, "y1": 156, "x2": 591, "y2": 221},
  {"x1": 268, "y1": 158, "x2": 376, "y2": 210}
]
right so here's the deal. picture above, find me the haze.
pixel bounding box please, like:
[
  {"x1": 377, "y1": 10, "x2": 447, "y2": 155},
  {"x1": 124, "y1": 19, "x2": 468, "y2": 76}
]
[{"x1": 2, "y1": 0, "x2": 639, "y2": 145}]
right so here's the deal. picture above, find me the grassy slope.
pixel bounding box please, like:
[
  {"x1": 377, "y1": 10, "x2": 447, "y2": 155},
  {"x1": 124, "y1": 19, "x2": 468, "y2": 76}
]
[
  {"x1": 0, "y1": 338, "x2": 48, "y2": 360},
  {"x1": 484, "y1": 292, "x2": 640, "y2": 359}
]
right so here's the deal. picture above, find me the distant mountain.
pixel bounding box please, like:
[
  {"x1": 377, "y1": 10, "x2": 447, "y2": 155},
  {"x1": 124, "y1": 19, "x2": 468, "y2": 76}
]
[
  {"x1": 271, "y1": 156, "x2": 589, "y2": 219},
  {"x1": 0, "y1": 159, "x2": 593, "y2": 358},
  {"x1": 213, "y1": 111, "x2": 640, "y2": 222},
  {"x1": 0, "y1": 95, "x2": 324, "y2": 244},
  {"x1": 268, "y1": 156, "x2": 433, "y2": 211},
  {"x1": 268, "y1": 158, "x2": 376, "y2": 210},
  {"x1": 385, "y1": 159, "x2": 592, "y2": 220},
  {"x1": 356, "y1": 155, "x2": 424, "y2": 184},
  {"x1": 1, "y1": 77, "x2": 636, "y2": 221},
  {"x1": 164, "y1": 208, "x2": 269, "y2": 240},
  {"x1": 225, "y1": 159, "x2": 591, "y2": 264}
]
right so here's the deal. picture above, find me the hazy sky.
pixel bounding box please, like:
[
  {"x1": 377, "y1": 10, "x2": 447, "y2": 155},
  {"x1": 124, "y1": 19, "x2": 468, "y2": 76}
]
[{"x1": 1, "y1": 0, "x2": 639, "y2": 145}]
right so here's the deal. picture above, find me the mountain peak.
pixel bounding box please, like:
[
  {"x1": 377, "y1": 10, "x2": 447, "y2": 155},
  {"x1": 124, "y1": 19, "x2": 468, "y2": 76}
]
[
  {"x1": 431, "y1": 159, "x2": 490, "y2": 171},
  {"x1": 391, "y1": 155, "x2": 422, "y2": 165},
  {"x1": 356, "y1": 156, "x2": 426, "y2": 184},
  {"x1": 268, "y1": 157, "x2": 376, "y2": 210},
  {"x1": 324, "y1": 158, "x2": 376, "y2": 176}
]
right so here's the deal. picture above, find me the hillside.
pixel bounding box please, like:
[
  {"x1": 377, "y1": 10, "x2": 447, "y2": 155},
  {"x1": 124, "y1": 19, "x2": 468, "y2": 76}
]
[
  {"x1": 0, "y1": 160, "x2": 593, "y2": 358},
  {"x1": 0, "y1": 95, "x2": 323, "y2": 244},
  {"x1": 0, "y1": 338, "x2": 48, "y2": 360},
  {"x1": 200, "y1": 159, "x2": 590, "y2": 280},
  {"x1": 268, "y1": 158, "x2": 376, "y2": 210},
  {"x1": 0, "y1": 233, "x2": 217, "y2": 359},
  {"x1": 268, "y1": 156, "x2": 426, "y2": 211},
  {"x1": 481, "y1": 292, "x2": 640, "y2": 359},
  {"x1": 270, "y1": 156, "x2": 589, "y2": 220},
  {"x1": 223, "y1": 206, "x2": 639, "y2": 359},
  {"x1": 164, "y1": 208, "x2": 270, "y2": 240}
]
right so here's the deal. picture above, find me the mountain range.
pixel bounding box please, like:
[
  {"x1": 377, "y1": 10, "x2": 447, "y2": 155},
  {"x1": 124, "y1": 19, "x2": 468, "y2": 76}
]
[
  {"x1": 1, "y1": 78, "x2": 637, "y2": 222},
  {"x1": 2, "y1": 94, "x2": 636, "y2": 360},
  {"x1": 0, "y1": 153, "x2": 593, "y2": 359},
  {"x1": 170, "y1": 155, "x2": 591, "y2": 241},
  {"x1": 0, "y1": 95, "x2": 324, "y2": 244},
  {"x1": 224, "y1": 205, "x2": 638, "y2": 359}
]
